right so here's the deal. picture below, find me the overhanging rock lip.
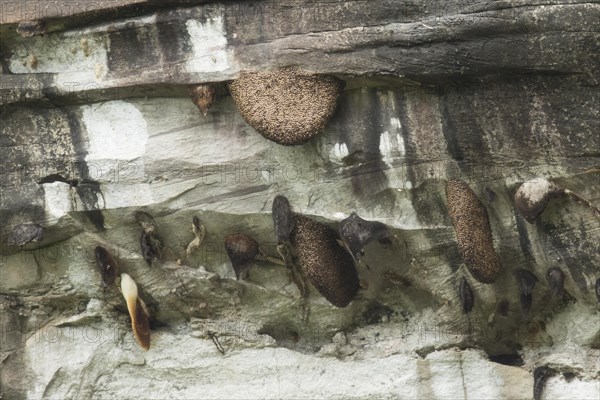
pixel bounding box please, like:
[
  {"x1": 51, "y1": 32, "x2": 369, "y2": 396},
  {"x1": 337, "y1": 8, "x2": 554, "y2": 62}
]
[{"x1": 2, "y1": 2, "x2": 598, "y2": 107}]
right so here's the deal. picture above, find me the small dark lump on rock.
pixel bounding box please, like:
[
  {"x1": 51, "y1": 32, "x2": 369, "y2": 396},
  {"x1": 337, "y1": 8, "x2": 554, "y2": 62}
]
[
  {"x1": 94, "y1": 246, "x2": 119, "y2": 288},
  {"x1": 514, "y1": 269, "x2": 538, "y2": 317},
  {"x1": 16, "y1": 20, "x2": 46, "y2": 37},
  {"x1": 459, "y1": 276, "x2": 474, "y2": 314},
  {"x1": 514, "y1": 178, "x2": 562, "y2": 223},
  {"x1": 545, "y1": 267, "x2": 566, "y2": 297},
  {"x1": 189, "y1": 84, "x2": 216, "y2": 116},
  {"x1": 7, "y1": 223, "x2": 44, "y2": 247},
  {"x1": 224, "y1": 233, "x2": 262, "y2": 279},
  {"x1": 272, "y1": 195, "x2": 295, "y2": 244},
  {"x1": 339, "y1": 212, "x2": 393, "y2": 261}
]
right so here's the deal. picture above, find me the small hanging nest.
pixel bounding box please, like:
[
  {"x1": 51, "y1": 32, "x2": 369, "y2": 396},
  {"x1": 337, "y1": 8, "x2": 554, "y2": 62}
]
[{"x1": 189, "y1": 84, "x2": 216, "y2": 116}]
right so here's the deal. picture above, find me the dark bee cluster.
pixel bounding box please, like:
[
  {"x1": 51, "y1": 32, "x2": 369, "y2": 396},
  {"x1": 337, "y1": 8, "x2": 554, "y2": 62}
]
[
  {"x1": 94, "y1": 246, "x2": 119, "y2": 288},
  {"x1": 135, "y1": 211, "x2": 165, "y2": 267},
  {"x1": 220, "y1": 196, "x2": 396, "y2": 309},
  {"x1": 224, "y1": 233, "x2": 262, "y2": 280},
  {"x1": 90, "y1": 179, "x2": 595, "y2": 363},
  {"x1": 444, "y1": 177, "x2": 599, "y2": 340}
]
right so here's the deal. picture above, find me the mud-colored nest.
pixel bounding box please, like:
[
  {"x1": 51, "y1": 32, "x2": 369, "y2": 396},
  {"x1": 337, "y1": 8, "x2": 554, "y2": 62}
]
[
  {"x1": 224, "y1": 233, "x2": 261, "y2": 279},
  {"x1": 189, "y1": 84, "x2": 216, "y2": 116},
  {"x1": 290, "y1": 215, "x2": 359, "y2": 307},
  {"x1": 446, "y1": 179, "x2": 502, "y2": 284},
  {"x1": 227, "y1": 68, "x2": 345, "y2": 145}
]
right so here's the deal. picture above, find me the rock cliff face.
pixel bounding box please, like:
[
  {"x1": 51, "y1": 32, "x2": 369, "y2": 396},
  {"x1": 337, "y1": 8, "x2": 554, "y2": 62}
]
[{"x1": 1, "y1": 1, "x2": 599, "y2": 399}]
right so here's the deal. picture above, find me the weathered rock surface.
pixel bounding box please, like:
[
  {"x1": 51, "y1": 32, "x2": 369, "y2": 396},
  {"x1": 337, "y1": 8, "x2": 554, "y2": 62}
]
[{"x1": 1, "y1": 1, "x2": 599, "y2": 399}]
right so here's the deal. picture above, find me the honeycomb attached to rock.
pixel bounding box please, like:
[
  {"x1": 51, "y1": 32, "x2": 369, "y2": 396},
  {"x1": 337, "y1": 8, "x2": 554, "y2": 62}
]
[
  {"x1": 290, "y1": 215, "x2": 359, "y2": 307},
  {"x1": 227, "y1": 68, "x2": 345, "y2": 145},
  {"x1": 446, "y1": 179, "x2": 502, "y2": 283}
]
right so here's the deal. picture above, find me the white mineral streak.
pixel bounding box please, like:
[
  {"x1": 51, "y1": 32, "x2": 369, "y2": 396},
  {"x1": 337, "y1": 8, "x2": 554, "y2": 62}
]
[
  {"x1": 81, "y1": 101, "x2": 148, "y2": 184},
  {"x1": 330, "y1": 142, "x2": 349, "y2": 161},
  {"x1": 186, "y1": 16, "x2": 234, "y2": 73},
  {"x1": 82, "y1": 101, "x2": 148, "y2": 162},
  {"x1": 21, "y1": 324, "x2": 541, "y2": 400},
  {"x1": 380, "y1": 130, "x2": 404, "y2": 165},
  {"x1": 381, "y1": 117, "x2": 412, "y2": 193},
  {"x1": 42, "y1": 182, "x2": 73, "y2": 222}
]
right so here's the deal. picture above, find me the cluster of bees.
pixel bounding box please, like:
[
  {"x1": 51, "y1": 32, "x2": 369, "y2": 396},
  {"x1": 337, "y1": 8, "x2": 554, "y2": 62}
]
[
  {"x1": 85, "y1": 174, "x2": 599, "y2": 355},
  {"x1": 3, "y1": 60, "x2": 597, "y2": 399},
  {"x1": 451, "y1": 177, "x2": 599, "y2": 317},
  {"x1": 88, "y1": 195, "x2": 394, "y2": 350}
]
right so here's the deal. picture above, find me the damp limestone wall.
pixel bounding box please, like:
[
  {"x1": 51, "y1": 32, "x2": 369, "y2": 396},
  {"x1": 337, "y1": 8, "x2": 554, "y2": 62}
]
[{"x1": 1, "y1": 1, "x2": 599, "y2": 399}]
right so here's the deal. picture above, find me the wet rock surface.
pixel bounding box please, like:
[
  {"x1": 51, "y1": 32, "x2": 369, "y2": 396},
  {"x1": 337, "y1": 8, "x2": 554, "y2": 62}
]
[{"x1": 1, "y1": 1, "x2": 599, "y2": 399}]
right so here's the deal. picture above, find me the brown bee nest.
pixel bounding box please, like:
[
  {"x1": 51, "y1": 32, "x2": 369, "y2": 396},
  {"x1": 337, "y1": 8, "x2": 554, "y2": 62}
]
[
  {"x1": 290, "y1": 215, "x2": 359, "y2": 307},
  {"x1": 224, "y1": 233, "x2": 261, "y2": 279},
  {"x1": 227, "y1": 68, "x2": 345, "y2": 145},
  {"x1": 446, "y1": 179, "x2": 502, "y2": 284},
  {"x1": 189, "y1": 84, "x2": 216, "y2": 116}
]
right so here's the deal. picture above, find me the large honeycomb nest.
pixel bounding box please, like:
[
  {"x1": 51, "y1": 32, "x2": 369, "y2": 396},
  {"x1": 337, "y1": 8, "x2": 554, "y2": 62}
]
[
  {"x1": 227, "y1": 68, "x2": 345, "y2": 145},
  {"x1": 290, "y1": 215, "x2": 359, "y2": 307},
  {"x1": 446, "y1": 179, "x2": 502, "y2": 284}
]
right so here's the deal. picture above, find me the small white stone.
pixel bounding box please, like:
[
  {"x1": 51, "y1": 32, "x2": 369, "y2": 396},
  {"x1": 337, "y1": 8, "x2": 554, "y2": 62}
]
[{"x1": 518, "y1": 177, "x2": 554, "y2": 206}]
